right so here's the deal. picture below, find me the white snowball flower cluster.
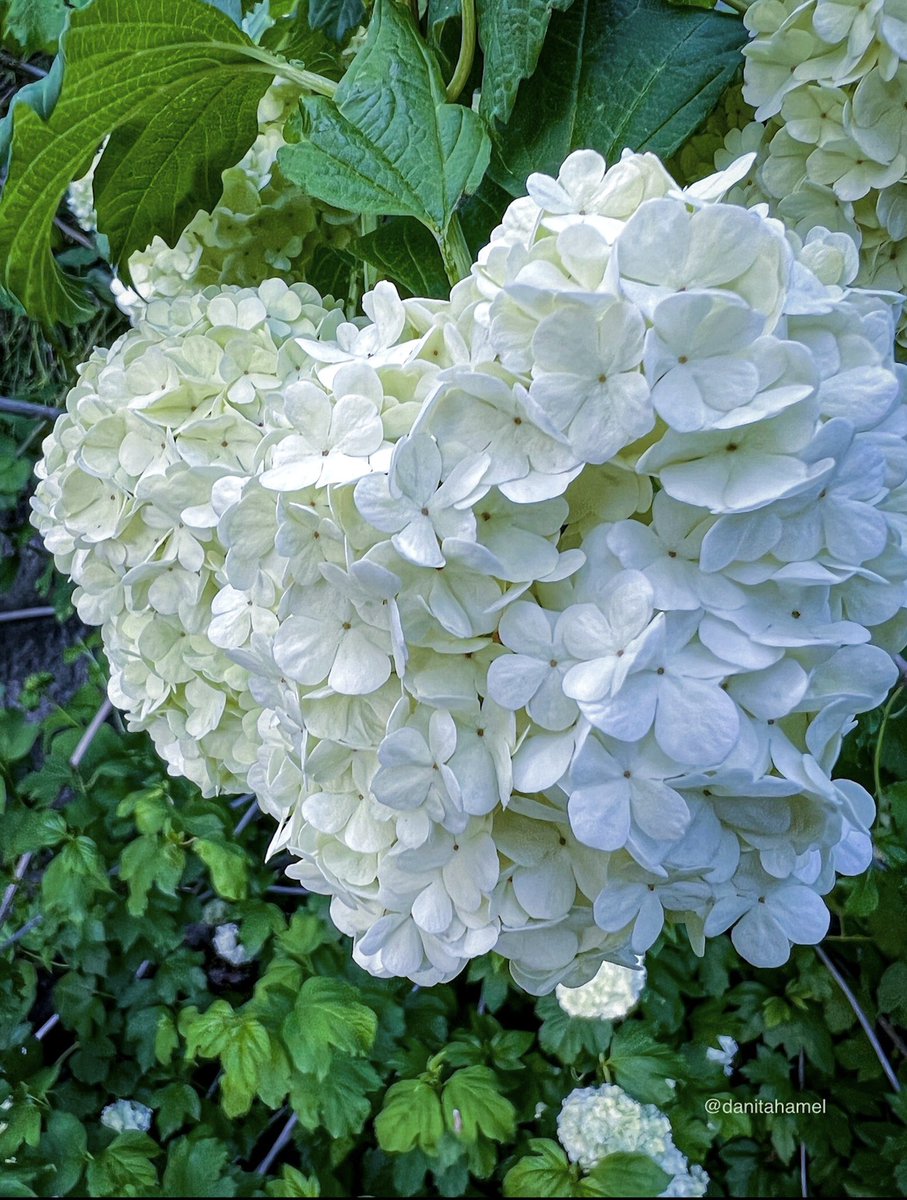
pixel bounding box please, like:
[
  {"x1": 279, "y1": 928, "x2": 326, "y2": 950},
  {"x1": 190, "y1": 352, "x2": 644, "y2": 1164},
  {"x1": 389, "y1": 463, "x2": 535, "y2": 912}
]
[
  {"x1": 703, "y1": 0, "x2": 907, "y2": 346},
  {"x1": 556, "y1": 958, "x2": 646, "y2": 1020},
  {"x1": 35, "y1": 147, "x2": 907, "y2": 993},
  {"x1": 557, "y1": 1084, "x2": 708, "y2": 1196},
  {"x1": 67, "y1": 79, "x2": 356, "y2": 318},
  {"x1": 31, "y1": 280, "x2": 348, "y2": 794}
]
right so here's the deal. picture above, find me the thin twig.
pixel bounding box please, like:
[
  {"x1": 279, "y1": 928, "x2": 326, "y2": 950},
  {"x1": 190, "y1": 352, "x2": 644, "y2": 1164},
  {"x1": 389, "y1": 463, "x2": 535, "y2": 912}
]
[
  {"x1": 255, "y1": 1111, "x2": 298, "y2": 1175},
  {"x1": 266, "y1": 885, "x2": 309, "y2": 896},
  {"x1": 880, "y1": 1014, "x2": 907, "y2": 1059},
  {"x1": 0, "y1": 396, "x2": 64, "y2": 421},
  {"x1": 234, "y1": 798, "x2": 260, "y2": 836},
  {"x1": 0, "y1": 606, "x2": 57, "y2": 624},
  {"x1": 0, "y1": 51, "x2": 47, "y2": 78},
  {"x1": 69, "y1": 699, "x2": 113, "y2": 769},
  {"x1": 873, "y1": 684, "x2": 903, "y2": 801},
  {"x1": 35, "y1": 1013, "x2": 60, "y2": 1041},
  {"x1": 816, "y1": 945, "x2": 901, "y2": 1092},
  {"x1": 0, "y1": 853, "x2": 32, "y2": 928},
  {"x1": 229, "y1": 792, "x2": 255, "y2": 809},
  {"x1": 0, "y1": 913, "x2": 44, "y2": 953},
  {"x1": 54, "y1": 216, "x2": 94, "y2": 250}
]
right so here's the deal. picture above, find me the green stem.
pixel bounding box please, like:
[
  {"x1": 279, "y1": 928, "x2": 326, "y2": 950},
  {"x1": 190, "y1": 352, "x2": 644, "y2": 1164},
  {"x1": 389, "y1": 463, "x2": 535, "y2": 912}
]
[
  {"x1": 873, "y1": 683, "x2": 902, "y2": 801},
  {"x1": 445, "y1": 0, "x2": 477, "y2": 103},
  {"x1": 722, "y1": 0, "x2": 750, "y2": 13},
  {"x1": 437, "y1": 215, "x2": 472, "y2": 286},
  {"x1": 215, "y1": 43, "x2": 339, "y2": 97}
]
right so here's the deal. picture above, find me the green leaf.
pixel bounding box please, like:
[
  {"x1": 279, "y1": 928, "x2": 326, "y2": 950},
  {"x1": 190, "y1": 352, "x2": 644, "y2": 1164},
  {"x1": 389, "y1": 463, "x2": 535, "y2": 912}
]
[
  {"x1": 41, "y1": 835, "x2": 113, "y2": 917},
  {"x1": 578, "y1": 1152, "x2": 672, "y2": 1198},
  {"x1": 375, "y1": 1078, "x2": 445, "y2": 1154},
  {"x1": 490, "y1": 0, "x2": 746, "y2": 196},
  {"x1": 0, "y1": 710, "x2": 39, "y2": 764},
  {"x1": 1, "y1": 0, "x2": 88, "y2": 55},
  {"x1": 39, "y1": 1110, "x2": 87, "y2": 1196},
  {"x1": 0, "y1": 0, "x2": 272, "y2": 326},
  {"x1": 476, "y1": 0, "x2": 574, "y2": 126},
  {"x1": 307, "y1": 0, "x2": 364, "y2": 41},
  {"x1": 291, "y1": 1055, "x2": 380, "y2": 1137},
  {"x1": 606, "y1": 1025, "x2": 686, "y2": 1105},
  {"x1": 279, "y1": 0, "x2": 490, "y2": 243},
  {"x1": 85, "y1": 1132, "x2": 161, "y2": 1198},
  {"x1": 266, "y1": 1166, "x2": 321, "y2": 1197},
  {"x1": 259, "y1": 0, "x2": 346, "y2": 74},
  {"x1": 162, "y1": 1137, "x2": 237, "y2": 1197},
  {"x1": 193, "y1": 837, "x2": 248, "y2": 900},
  {"x1": 503, "y1": 1138, "x2": 577, "y2": 1198},
  {"x1": 179, "y1": 1000, "x2": 275, "y2": 1118},
  {"x1": 441, "y1": 1065, "x2": 517, "y2": 1143},
  {"x1": 281, "y1": 976, "x2": 377, "y2": 1078},
  {"x1": 537, "y1": 993, "x2": 612, "y2": 1064},
  {"x1": 120, "y1": 834, "x2": 185, "y2": 916},
  {"x1": 354, "y1": 218, "x2": 450, "y2": 299},
  {"x1": 154, "y1": 1081, "x2": 201, "y2": 1140},
  {"x1": 879, "y1": 962, "x2": 907, "y2": 1022},
  {"x1": 155, "y1": 1008, "x2": 180, "y2": 1066}
]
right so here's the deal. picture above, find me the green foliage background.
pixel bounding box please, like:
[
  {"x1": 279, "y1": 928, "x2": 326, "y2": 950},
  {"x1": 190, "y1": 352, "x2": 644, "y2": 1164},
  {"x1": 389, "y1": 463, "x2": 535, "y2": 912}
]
[{"x1": 0, "y1": 0, "x2": 905, "y2": 1196}]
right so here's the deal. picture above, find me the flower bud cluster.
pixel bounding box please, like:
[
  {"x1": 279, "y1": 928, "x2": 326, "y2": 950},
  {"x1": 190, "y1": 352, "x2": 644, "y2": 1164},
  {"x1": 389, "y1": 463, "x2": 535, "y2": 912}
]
[{"x1": 68, "y1": 80, "x2": 356, "y2": 317}]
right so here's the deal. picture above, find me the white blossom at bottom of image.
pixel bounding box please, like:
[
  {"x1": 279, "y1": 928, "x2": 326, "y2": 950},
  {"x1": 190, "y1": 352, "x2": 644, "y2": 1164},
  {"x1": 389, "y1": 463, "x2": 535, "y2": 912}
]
[{"x1": 557, "y1": 1084, "x2": 708, "y2": 1197}]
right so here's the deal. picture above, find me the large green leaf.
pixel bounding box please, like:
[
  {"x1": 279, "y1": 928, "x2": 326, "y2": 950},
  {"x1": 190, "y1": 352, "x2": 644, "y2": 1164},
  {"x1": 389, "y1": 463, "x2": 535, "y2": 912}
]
[
  {"x1": 491, "y1": 0, "x2": 746, "y2": 195},
  {"x1": 476, "y1": 0, "x2": 574, "y2": 126},
  {"x1": 279, "y1": 0, "x2": 489, "y2": 256},
  {"x1": 354, "y1": 218, "x2": 450, "y2": 299},
  {"x1": 441, "y1": 1065, "x2": 517, "y2": 1143},
  {"x1": 308, "y1": 0, "x2": 364, "y2": 41},
  {"x1": 281, "y1": 977, "x2": 377, "y2": 1078},
  {"x1": 374, "y1": 1078, "x2": 445, "y2": 1154},
  {"x1": 503, "y1": 1139, "x2": 576, "y2": 1198},
  {"x1": 578, "y1": 1153, "x2": 672, "y2": 1198},
  {"x1": 0, "y1": 0, "x2": 273, "y2": 326}
]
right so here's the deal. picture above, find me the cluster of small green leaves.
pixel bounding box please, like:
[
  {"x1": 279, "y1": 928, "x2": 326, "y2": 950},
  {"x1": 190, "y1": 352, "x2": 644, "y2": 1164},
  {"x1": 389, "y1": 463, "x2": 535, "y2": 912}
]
[{"x1": 0, "y1": 0, "x2": 747, "y2": 325}]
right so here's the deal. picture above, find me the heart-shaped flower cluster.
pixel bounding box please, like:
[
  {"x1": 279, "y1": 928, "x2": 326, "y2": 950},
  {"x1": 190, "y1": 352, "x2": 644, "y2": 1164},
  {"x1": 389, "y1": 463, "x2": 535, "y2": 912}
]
[{"x1": 33, "y1": 148, "x2": 907, "y2": 993}]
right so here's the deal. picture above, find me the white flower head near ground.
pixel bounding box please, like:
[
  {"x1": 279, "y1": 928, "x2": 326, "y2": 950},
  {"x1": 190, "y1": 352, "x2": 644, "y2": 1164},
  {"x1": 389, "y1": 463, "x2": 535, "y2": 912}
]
[
  {"x1": 557, "y1": 1083, "x2": 709, "y2": 1196},
  {"x1": 33, "y1": 147, "x2": 907, "y2": 992}
]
